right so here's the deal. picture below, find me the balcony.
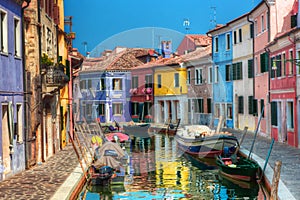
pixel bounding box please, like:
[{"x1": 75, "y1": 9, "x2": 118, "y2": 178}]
[{"x1": 45, "y1": 64, "x2": 69, "y2": 87}]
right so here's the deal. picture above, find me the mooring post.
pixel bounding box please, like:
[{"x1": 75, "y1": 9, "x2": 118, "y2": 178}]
[{"x1": 270, "y1": 160, "x2": 282, "y2": 200}]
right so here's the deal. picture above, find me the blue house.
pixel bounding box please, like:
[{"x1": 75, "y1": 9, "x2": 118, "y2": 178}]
[
  {"x1": 207, "y1": 25, "x2": 234, "y2": 128},
  {"x1": 0, "y1": 0, "x2": 28, "y2": 181},
  {"x1": 78, "y1": 48, "x2": 150, "y2": 123}
]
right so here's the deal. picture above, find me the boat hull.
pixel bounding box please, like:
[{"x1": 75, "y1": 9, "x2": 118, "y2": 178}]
[
  {"x1": 123, "y1": 124, "x2": 151, "y2": 138},
  {"x1": 216, "y1": 157, "x2": 260, "y2": 182},
  {"x1": 175, "y1": 134, "x2": 239, "y2": 158}
]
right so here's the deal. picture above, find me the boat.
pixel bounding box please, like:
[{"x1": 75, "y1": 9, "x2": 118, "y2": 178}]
[
  {"x1": 88, "y1": 141, "x2": 128, "y2": 185},
  {"x1": 216, "y1": 155, "x2": 261, "y2": 182},
  {"x1": 122, "y1": 123, "x2": 151, "y2": 138},
  {"x1": 149, "y1": 119, "x2": 181, "y2": 136},
  {"x1": 105, "y1": 132, "x2": 130, "y2": 143},
  {"x1": 175, "y1": 125, "x2": 239, "y2": 158}
]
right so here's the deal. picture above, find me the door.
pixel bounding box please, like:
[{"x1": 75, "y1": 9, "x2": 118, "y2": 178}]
[{"x1": 1, "y1": 104, "x2": 11, "y2": 180}]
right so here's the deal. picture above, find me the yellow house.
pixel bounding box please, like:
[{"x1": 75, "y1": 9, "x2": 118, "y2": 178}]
[
  {"x1": 57, "y1": 0, "x2": 70, "y2": 148},
  {"x1": 153, "y1": 59, "x2": 188, "y2": 124}
]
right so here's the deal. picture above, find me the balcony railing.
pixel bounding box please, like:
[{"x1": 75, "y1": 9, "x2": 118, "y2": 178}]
[{"x1": 45, "y1": 64, "x2": 69, "y2": 87}]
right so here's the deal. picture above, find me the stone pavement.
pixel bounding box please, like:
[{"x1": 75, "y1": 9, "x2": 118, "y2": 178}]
[
  {"x1": 0, "y1": 145, "x2": 79, "y2": 200},
  {"x1": 224, "y1": 128, "x2": 300, "y2": 200}
]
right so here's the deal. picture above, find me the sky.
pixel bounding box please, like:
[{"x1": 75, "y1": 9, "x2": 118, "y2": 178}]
[{"x1": 64, "y1": 0, "x2": 261, "y2": 56}]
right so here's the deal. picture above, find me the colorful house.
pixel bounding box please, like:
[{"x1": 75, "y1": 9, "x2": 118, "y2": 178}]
[
  {"x1": 183, "y1": 46, "x2": 213, "y2": 125},
  {"x1": 78, "y1": 48, "x2": 150, "y2": 123},
  {"x1": 266, "y1": 1, "x2": 299, "y2": 147},
  {"x1": 153, "y1": 56, "x2": 188, "y2": 125},
  {"x1": 177, "y1": 34, "x2": 212, "y2": 55},
  {"x1": 207, "y1": 24, "x2": 234, "y2": 128},
  {"x1": 229, "y1": 13, "x2": 256, "y2": 132},
  {"x1": 0, "y1": 0, "x2": 29, "y2": 180},
  {"x1": 129, "y1": 50, "x2": 158, "y2": 123}
]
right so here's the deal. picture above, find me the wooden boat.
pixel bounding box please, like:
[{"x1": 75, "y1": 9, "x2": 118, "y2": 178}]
[
  {"x1": 149, "y1": 119, "x2": 181, "y2": 136},
  {"x1": 122, "y1": 123, "x2": 151, "y2": 138},
  {"x1": 175, "y1": 125, "x2": 239, "y2": 158},
  {"x1": 88, "y1": 141, "x2": 128, "y2": 185},
  {"x1": 216, "y1": 155, "x2": 260, "y2": 182}
]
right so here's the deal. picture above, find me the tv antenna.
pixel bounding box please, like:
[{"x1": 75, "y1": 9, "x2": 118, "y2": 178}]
[
  {"x1": 82, "y1": 41, "x2": 88, "y2": 56},
  {"x1": 183, "y1": 18, "x2": 190, "y2": 34}
]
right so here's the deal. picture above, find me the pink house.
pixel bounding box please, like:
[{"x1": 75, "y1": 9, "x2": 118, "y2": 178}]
[
  {"x1": 176, "y1": 35, "x2": 211, "y2": 55},
  {"x1": 266, "y1": 1, "x2": 298, "y2": 147}
]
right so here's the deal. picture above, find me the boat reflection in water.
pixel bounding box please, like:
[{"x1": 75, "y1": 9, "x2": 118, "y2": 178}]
[{"x1": 80, "y1": 134, "x2": 261, "y2": 199}]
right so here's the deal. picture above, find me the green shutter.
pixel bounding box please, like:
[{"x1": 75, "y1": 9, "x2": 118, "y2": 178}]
[{"x1": 248, "y1": 59, "x2": 253, "y2": 78}]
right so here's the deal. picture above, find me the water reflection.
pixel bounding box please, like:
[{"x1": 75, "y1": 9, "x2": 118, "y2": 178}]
[{"x1": 80, "y1": 134, "x2": 260, "y2": 199}]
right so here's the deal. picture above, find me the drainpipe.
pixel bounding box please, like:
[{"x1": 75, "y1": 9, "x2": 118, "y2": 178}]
[
  {"x1": 37, "y1": 0, "x2": 43, "y2": 163},
  {"x1": 264, "y1": 0, "x2": 270, "y2": 43},
  {"x1": 247, "y1": 14, "x2": 255, "y2": 100},
  {"x1": 21, "y1": 0, "x2": 31, "y2": 169}
]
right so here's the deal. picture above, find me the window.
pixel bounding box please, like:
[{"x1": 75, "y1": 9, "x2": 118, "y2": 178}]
[
  {"x1": 208, "y1": 67, "x2": 213, "y2": 84},
  {"x1": 286, "y1": 101, "x2": 294, "y2": 129},
  {"x1": 214, "y1": 37, "x2": 218, "y2": 52},
  {"x1": 157, "y1": 74, "x2": 161, "y2": 88},
  {"x1": 271, "y1": 102, "x2": 278, "y2": 126},
  {"x1": 233, "y1": 31, "x2": 237, "y2": 44},
  {"x1": 97, "y1": 103, "x2": 105, "y2": 115},
  {"x1": 227, "y1": 104, "x2": 232, "y2": 119},
  {"x1": 238, "y1": 96, "x2": 244, "y2": 114},
  {"x1": 282, "y1": 53, "x2": 286, "y2": 76},
  {"x1": 260, "y1": 52, "x2": 269, "y2": 73},
  {"x1": 99, "y1": 78, "x2": 105, "y2": 90},
  {"x1": 112, "y1": 103, "x2": 123, "y2": 115},
  {"x1": 226, "y1": 33, "x2": 230, "y2": 50},
  {"x1": 195, "y1": 68, "x2": 203, "y2": 84},
  {"x1": 144, "y1": 102, "x2": 152, "y2": 116},
  {"x1": 226, "y1": 64, "x2": 231, "y2": 81},
  {"x1": 288, "y1": 50, "x2": 294, "y2": 75},
  {"x1": 14, "y1": 17, "x2": 21, "y2": 56},
  {"x1": 132, "y1": 76, "x2": 138, "y2": 89},
  {"x1": 0, "y1": 10, "x2": 8, "y2": 53},
  {"x1": 174, "y1": 73, "x2": 179, "y2": 87},
  {"x1": 248, "y1": 96, "x2": 254, "y2": 114},
  {"x1": 207, "y1": 98, "x2": 212, "y2": 113},
  {"x1": 297, "y1": 50, "x2": 300, "y2": 75},
  {"x1": 291, "y1": 14, "x2": 297, "y2": 28},
  {"x1": 80, "y1": 80, "x2": 87, "y2": 90},
  {"x1": 215, "y1": 104, "x2": 220, "y2": 118},
  {"x1": 113, "y1": 78, "x2": 122, "y2": 90},
  {"x1": 86, "y1": 103, "x2": 92, "y2": 117},
  {"x1": 254, "y1": 20, "x2": 258, "y2": 35},
  {"x1": 194, "y1": 99, "x2": 204, "y2": 113},
  {"x1": 188, "y1": 99, "x2": 191, "y2": 112},
  {"x1": 233, "y1": 62, "x2": 243, "y2": 80},
  {"x1": 253, "y1": 99, "x2": 258, "y2": 116},
  {"x1": 215, "y1": 66, "x2": 219, "y2": 83},
  {"x1": 187, "y1": 70, "x2": 191, "y2": 85},
  {"x1": 260, "y1": 99, "x2": 265, "y2": 118},
  {"x1": 261, "y1": 15, "x2": 265, "y2": 32},
  {"x1": 145, "y1": 74, "x2": 152, "y2": 88},
  {"x1": 131, "y1": 102, "x2": 139, "y2": 115},
  {"x1": 272, "y1": 55, "x2": 282, "y2": 78},
  {"x1": 248, "y1": 59, "x2": 254, "y2": 78},
  {"x1": 238, "y1": 28, "x2": 242, "y2": 43},
  {"x1": 16, "y1": 104, "x2": 23, "y2": 143}
]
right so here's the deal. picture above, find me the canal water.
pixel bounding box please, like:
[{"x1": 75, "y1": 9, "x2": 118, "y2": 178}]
[{"x1": 79, "y1": 134, "x2": 264, "y2": 200}]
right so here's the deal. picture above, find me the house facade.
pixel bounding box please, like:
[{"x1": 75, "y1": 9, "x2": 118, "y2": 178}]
[
  {"x1": 184, "y1": 47, "x2": 213, "y2": 125},
  {"x1": 78, "y1": 48, "x2": 149, "y2": 123},
  {"x1": 0, "y1": 0, "x2": 28, "y2": 181},
  {"x1": 229, "y1": 14, "x2": 256, "y2": 131},
  {"x1": 207, "y1": 25, "x2": 234, "y2": 128},
  {"x1": 153, "y1": 60, "x2": 188, "y2": 125},
  {"x1": 267, "y1": 1, "x2": 299, "y2": 147},
  {"x1": 24, "y1": 0, "x2": 69, "y2": 166},
  {"x1": 177, "y1": 34, "x2": 211, "y2": 55}
]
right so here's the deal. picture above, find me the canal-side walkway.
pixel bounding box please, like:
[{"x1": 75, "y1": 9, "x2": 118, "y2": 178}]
[
  {"x1": 0, "y1": 127, "x2": 299, "y2": 200},
  {"x1": 0, "y1": 144, "x2": 81, "y2": 200},
  {"x1": 224, "y1": 128, "x2": 300, "y2": 200}
]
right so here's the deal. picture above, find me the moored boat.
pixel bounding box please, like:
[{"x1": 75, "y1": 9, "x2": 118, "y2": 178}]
[
  {"x1": 216, "y1": 155, "x2": 261, "y2": 182},
  {"x1": 175, "y1": 125, "x2": 239, "y2": 158},
  {"x1": 122, "y1": 123, "x2": 151, "y2": 138},
  {"x1": 88, "y1": 141, "x2": 128, "y2": 185}
]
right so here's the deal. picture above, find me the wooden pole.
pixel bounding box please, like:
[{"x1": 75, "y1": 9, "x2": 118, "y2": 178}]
[{"x1": 270, "y1": 160, "x2": 282, "y2": 200}]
